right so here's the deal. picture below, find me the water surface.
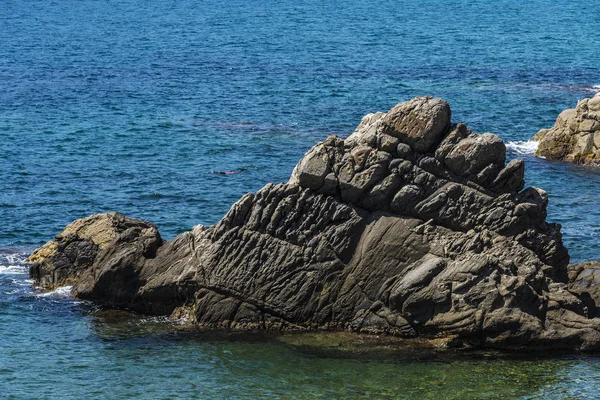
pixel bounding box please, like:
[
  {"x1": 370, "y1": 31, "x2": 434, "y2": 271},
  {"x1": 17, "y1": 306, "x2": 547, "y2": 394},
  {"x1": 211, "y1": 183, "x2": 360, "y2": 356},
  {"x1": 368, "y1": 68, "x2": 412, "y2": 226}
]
[{"x1": 2, "y1": 0, "x2": 600, "y2": 397}]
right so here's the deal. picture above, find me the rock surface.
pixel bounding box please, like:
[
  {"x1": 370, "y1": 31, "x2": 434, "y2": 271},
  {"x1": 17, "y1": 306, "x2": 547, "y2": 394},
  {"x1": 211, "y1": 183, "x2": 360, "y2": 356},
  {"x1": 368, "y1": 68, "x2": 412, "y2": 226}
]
[
  {"x1": 569, "y1": 260, "x2": 600, "y2": 316},
  {"x1": 534, "y1": 92, "x2": 600, "y2": 165},
  {"x1": 29, "y1": 97, "x2": 600, "y2": 351}
]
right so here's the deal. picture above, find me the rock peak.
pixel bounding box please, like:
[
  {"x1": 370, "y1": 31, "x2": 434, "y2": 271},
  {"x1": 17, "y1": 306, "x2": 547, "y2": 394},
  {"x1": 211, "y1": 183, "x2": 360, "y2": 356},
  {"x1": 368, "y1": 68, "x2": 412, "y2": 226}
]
[{"x1": 290, "y1": 97, "x2": 523, "y2": 213}]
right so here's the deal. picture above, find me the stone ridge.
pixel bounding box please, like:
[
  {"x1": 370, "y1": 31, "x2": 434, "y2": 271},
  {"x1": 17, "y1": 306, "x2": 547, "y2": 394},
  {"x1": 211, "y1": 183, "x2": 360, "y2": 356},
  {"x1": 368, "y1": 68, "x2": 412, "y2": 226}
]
[
  {"x1": 534, "y1": 92, "x2": 600, "y2": 165},
  {"x1": 28, "y1": 97, "x2": 600, "y2": 351},
  {"x1": 289, "y1": 97, "x2": 564, "y2": 273}
]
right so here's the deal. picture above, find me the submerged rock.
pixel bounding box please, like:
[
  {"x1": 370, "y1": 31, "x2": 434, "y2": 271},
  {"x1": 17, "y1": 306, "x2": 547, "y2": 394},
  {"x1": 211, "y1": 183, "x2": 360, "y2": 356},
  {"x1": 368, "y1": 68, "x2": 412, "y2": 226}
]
[
  {"x1": 29, "y1": 97, "x2": 600, "y2": 351},
  {"x1": 534, "y1": 92, "x2": 600, "y2": 165}
]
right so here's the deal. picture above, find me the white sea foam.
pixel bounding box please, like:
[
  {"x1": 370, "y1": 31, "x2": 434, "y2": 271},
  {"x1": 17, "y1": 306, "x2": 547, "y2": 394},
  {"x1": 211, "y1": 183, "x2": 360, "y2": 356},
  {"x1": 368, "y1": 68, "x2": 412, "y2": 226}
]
[
  {"x1": 12, "y1": 278, "x2": 34, "y2": 287},
  {"x1": 506, "y1": 140, "x2": 538, "y2": 156},
  {"x1": 5, "y1": 254, "x2": 23, "y2": 264},
  {"x1": 0, "y1": 265, "x2": 28, "y2": 275},
  {"x1": 139, "y1": 316, "x2": 171, "y2": 324},
  {"x1": 586, "y1": 85, "x2": 600, "y2": 93},
  {"x1": 35, "y1": 285, "x2": 73, "y2": 298},
  {"x1": 0, "y1": 251, "x2": 29, "y2": 275}
]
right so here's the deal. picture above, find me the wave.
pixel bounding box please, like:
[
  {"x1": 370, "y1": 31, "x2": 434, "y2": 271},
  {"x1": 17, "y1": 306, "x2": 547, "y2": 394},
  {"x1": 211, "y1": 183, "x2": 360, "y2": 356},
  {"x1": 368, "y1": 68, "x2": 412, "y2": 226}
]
[
  {"x1": 0, "y1": 251, "x2": 29, "y2": 275},
  {"x1": 0, "y1": 265, "x2": 28, "y2": 275},
  {"x1": 12, "y1": 278, "x2": 33, "y2": 287},
  {"x1": 35, "y1": 286, "x2": 73, "y2": 298},
  {"x1": 506, "y1": 140, "x2": 538, "y2": 156},
  {"x1": 585, "y1": 85, "x2": 600, "y2": 93}
]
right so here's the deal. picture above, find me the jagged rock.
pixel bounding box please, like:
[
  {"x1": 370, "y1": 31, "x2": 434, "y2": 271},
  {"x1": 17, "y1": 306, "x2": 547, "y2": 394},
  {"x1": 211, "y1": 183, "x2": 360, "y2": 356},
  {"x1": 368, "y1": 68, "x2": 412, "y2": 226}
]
[
  {"x1": 569, "y1": 260, "x2": 600, "y2": 317},
  {"x1": 29, "y1": 97, "x2": 600, "y2": 351},
  {"x1": 534, "y1": 92, "x2": 600, "y2": 165},
  {"x1": 443, "y1": 133, "x2": 505, "y2": 177}
]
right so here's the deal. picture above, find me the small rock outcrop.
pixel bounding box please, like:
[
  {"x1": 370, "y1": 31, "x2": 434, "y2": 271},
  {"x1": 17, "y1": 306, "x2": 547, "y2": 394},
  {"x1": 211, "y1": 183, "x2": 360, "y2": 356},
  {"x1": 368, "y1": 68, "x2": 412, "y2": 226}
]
[
  {"x1": 29, "y1": 97, "x2": 600, "y2": 351},
  {"x1": 534, "y1": 92, "x2": 600, "y2": 165},
  {"x1": 29, "y1": 213, "x2": 163, "y2": 299}
]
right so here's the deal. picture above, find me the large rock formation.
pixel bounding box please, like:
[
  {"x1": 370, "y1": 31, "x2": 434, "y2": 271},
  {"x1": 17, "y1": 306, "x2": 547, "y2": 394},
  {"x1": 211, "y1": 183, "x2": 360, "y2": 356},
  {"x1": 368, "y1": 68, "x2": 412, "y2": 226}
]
[
  {"x1": 534, "y1": 92, "x2": 600, "y2": 165},
  {"x1": 29, "y1": 97, "x2": 600, "y2": 350}
]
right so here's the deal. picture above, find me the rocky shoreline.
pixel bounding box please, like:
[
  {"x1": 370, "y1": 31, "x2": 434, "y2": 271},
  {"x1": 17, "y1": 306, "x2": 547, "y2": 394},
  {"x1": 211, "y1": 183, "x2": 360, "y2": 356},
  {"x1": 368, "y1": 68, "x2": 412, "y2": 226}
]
[{"x1": 29, "y1": 97, "x2": 600, "y2": 351}]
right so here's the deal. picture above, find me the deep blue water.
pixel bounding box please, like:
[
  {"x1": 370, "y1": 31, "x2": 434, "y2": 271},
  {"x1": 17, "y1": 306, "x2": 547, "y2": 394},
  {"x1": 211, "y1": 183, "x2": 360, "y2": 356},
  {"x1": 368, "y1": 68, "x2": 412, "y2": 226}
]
[{"x1": 2, "y1": 0, "x2": 600, "y2": 397}]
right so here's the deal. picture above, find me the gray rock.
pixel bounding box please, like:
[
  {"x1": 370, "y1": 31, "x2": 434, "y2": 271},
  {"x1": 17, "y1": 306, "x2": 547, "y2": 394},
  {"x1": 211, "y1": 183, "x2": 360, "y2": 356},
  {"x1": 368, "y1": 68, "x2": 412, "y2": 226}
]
[
  {"x1": 489, "y1": 159, "x2": 525, "y2": 193},
  {"x1": 289, "y1": 135, "x2": 342, "y2": 190},
  {"x1": 378, "y1": 134, "x2": 400, "y2": 154},
  {"x1": 443, "y1": 133, "x2": 506, "y2": 177},
  {"x1": 569, "y1": 260, "x2": 600, "y2": 317},
  {"x1": 381, "y1": 97, "x2": 451, "y2": 153},
  {"x1": 28, "y1": 97, "x2": 600, "y2": 352},
  {"x1": 28, "y1": 212, "x2": 163, "y2": 304}
]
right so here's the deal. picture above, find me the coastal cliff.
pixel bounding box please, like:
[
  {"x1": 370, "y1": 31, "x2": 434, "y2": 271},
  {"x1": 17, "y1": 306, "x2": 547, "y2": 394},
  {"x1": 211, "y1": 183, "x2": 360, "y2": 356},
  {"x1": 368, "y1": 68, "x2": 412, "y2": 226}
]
[
  {"x1": 534, "y1": 92, "x2": 600, "y2": 165},
  {"x1": 29, "y1": 97, "x2": 600, "y2": 351}
]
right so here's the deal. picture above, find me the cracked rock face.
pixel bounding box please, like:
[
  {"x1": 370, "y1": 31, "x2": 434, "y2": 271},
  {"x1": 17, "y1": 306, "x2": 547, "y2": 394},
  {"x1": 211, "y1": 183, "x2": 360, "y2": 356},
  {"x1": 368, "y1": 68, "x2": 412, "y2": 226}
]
[
  {"x1": 534, "y1": 92, "x2": 600, "y2": 165},
  {"x1": 569, "y1": 261, "x2": 600, "y2": 315},
  {"x1": 29, "y1": 97, "x2": 600, "y2": 351}
]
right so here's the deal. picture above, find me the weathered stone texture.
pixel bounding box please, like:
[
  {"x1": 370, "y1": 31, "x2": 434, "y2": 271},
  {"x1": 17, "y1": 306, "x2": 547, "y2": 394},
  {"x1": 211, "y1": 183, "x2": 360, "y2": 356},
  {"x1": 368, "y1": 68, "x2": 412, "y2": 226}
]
[
  {"x1": 534, "y1": 92, "x2": 600, "y2": 165},
  {"x1": 29, "y1": 97, "x2": 600, "y2": 351}
]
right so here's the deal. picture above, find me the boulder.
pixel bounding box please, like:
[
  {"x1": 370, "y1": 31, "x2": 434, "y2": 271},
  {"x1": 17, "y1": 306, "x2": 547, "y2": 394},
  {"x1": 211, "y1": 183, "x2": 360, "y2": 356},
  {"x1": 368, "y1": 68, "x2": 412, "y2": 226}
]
[
  {"x1": 28, "y1": 212, "x2": 162, "y2": 293},
  {"x1": 29, "y1": 97, "x2": 600, "y2": 351},
  {"x1": 380, "y1": 97, "x2": 451, "y2": 153},
  {"x1": 534, "y1": 92, "x2": 600, "y2": 165},
  {"x1": 443, "y1": 133, "x2": 506, "y2": 177}
]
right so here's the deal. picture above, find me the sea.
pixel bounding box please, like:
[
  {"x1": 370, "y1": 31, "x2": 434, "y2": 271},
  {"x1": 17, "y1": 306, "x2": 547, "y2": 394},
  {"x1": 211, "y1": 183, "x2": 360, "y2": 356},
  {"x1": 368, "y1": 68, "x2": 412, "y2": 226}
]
[{"x1": 2, "y1": 0, "x2": 600, "y2": 398}]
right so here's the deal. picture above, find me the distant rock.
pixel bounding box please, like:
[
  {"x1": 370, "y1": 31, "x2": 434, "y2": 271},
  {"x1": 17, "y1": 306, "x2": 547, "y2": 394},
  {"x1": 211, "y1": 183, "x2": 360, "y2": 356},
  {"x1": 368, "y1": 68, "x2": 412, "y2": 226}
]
[
  {"x1": 29, "y1": 97, "x2": 600, "y2": 351},
  {"x1": 534, "y1": 92, "x2": 600, "y2": 165}
]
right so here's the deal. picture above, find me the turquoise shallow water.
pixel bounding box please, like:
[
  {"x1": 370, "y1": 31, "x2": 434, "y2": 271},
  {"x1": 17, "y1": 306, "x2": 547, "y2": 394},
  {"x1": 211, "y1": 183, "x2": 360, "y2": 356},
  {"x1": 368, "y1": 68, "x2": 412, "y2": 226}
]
[{"x1": 2, "y1": 0, "x2": 600, "y2": 397}]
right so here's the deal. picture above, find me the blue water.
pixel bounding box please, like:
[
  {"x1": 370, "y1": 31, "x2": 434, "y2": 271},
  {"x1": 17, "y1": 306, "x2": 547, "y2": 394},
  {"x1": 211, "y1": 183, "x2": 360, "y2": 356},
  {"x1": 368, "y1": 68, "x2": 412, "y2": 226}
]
[{"x1": 2, "y1": 0, "x2": 600, "y2": 397}]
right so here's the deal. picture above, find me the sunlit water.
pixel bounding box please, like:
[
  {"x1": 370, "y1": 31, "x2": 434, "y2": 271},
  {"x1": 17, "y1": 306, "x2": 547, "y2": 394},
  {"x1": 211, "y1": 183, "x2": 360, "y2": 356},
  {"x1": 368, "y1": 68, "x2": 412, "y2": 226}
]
[{"x1": 2, "y1": 0, "x2": 600, "y2": 397}]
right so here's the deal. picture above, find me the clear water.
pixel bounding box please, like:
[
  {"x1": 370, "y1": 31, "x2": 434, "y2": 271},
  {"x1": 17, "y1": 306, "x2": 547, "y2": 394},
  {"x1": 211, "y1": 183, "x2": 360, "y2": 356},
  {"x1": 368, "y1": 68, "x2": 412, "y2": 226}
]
[{"x1": 2, "y1": 0, "x2": 600, "y2": 397}]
